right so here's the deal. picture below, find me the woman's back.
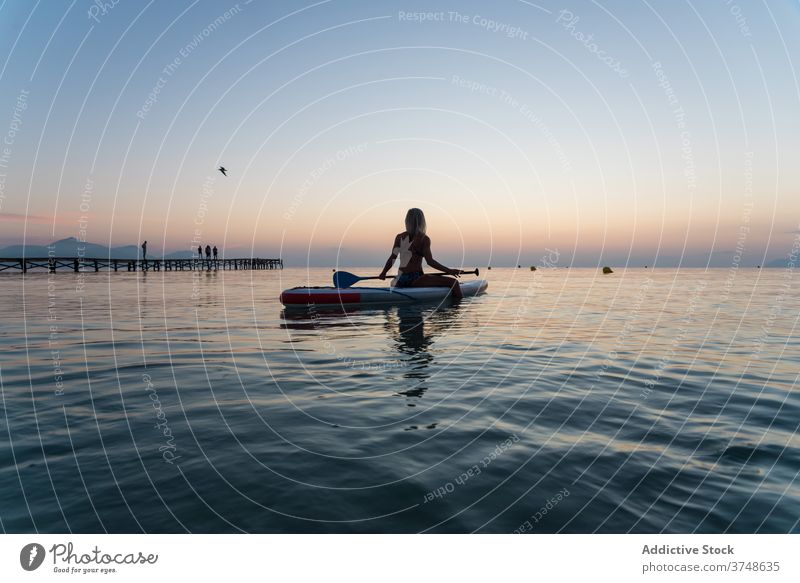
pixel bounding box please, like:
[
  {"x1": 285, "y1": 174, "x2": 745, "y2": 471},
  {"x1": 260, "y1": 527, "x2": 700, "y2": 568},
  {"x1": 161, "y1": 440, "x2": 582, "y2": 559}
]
[{"x1": 394, "y1": 231, "x2": 426, "y2": 273}]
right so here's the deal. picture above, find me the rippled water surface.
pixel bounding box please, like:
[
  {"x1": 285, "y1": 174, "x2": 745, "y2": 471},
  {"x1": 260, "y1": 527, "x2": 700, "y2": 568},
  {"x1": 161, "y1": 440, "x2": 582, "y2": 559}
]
[{"x1": 1, "y1": 267, "x2": 798, "y2": 533}]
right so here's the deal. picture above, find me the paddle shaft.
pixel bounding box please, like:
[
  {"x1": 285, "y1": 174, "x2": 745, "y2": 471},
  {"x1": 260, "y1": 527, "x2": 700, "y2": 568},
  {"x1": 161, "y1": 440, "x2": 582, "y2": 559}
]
[
  {"x1": 334, "y1": 268, "x2": 479, "y2": 288},
  {"x1": 333, "y1": 269, "x2": 480, "y2": 288},
  {"x1": 359, "y1": 268, "x2": 477, "y2": 281}
]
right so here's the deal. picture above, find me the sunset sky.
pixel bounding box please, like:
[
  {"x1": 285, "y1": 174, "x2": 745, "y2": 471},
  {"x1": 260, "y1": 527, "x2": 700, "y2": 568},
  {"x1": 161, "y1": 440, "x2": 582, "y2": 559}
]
[{"x1": 0, "y1": 0, "x2": 798, "y2": 266}]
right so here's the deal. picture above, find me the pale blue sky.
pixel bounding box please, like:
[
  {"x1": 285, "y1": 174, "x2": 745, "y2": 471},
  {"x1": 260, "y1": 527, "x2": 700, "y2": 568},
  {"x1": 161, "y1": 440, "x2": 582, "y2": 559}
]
[{"x1": 1, "y1": 0, "x2": 798, "y2": 266}]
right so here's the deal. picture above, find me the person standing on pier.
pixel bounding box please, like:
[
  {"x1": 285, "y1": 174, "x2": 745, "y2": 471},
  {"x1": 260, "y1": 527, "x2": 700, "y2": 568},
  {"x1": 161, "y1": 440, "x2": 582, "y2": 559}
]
[
  {"x1": 205, "y1": 245, "x2": 211, "y2": 269},
  {"x1": 197, "y1": 245, "x2": 202, "y2": 258},
  {"x1": 141, "y1": 241, "x2": 147, "y2": 266},
  {"x1": 213, "y1": 245, "x2": 218, "y2": 263}
]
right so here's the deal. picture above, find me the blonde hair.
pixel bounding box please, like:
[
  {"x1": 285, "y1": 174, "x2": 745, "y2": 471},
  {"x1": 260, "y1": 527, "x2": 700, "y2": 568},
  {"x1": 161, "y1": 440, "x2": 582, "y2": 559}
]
[{"x1": 404, "y1": 208, "x2": 427, "y2": 237}]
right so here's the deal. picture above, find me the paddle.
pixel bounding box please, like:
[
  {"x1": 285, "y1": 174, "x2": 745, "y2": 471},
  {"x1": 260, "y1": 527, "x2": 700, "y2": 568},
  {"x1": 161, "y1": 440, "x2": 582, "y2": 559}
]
[{"x1": 333, "y1": 269, "x2": 479, "y2": 288}]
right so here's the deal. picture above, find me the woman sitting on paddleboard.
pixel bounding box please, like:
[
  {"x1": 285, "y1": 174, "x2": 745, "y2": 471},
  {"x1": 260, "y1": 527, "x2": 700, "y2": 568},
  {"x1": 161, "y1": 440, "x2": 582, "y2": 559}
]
[{"x1": 378, "y1": 208, "x2": 463, "y2": 300}]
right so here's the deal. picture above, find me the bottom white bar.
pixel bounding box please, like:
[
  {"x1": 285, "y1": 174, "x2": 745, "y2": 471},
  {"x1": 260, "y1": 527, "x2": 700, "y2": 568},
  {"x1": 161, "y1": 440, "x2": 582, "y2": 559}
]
[{"x1": 1, "y1": 534, "x2": 796, "y2": 582}]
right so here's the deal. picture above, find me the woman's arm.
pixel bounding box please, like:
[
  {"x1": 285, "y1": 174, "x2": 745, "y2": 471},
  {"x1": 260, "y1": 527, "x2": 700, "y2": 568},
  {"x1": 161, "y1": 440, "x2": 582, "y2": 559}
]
[
  {"x1": 378, "y1": 235, "x2": 400, "y2": 279},
  {"x1": 423, "y1": 237, "x2": 459, "y2": 275}
]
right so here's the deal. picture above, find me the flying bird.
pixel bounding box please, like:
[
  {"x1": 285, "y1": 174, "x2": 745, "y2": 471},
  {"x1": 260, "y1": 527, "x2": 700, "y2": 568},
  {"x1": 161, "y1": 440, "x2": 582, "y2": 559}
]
[{"x1": 218, "y1": 166, "x2": 227, "y2": 176}]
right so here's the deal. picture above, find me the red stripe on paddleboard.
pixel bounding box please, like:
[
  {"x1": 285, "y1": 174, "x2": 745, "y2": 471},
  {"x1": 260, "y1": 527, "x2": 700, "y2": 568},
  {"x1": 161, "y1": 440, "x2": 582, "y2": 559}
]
[{"x1": 280, "y1": 291, "x2": 361, "y2": 305}]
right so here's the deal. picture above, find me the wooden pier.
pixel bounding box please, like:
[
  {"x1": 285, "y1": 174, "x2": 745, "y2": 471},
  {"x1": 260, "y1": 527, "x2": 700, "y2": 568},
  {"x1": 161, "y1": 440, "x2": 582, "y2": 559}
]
[{"x1": 0, "y1": 257, "x2": 283, "y2": 273}]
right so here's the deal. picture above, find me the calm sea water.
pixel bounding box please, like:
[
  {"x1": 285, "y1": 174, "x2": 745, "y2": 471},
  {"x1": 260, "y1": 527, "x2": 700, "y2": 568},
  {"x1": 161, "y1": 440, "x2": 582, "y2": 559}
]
[{"x1": 0, "y1": 267, "x2": 798, "y2": 533}]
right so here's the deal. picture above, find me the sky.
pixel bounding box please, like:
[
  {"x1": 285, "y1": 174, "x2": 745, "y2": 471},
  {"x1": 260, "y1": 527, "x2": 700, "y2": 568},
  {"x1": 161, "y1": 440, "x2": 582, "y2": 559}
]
[{"x1": 0, "y1": 0, "x2": 798, "y2": 267}]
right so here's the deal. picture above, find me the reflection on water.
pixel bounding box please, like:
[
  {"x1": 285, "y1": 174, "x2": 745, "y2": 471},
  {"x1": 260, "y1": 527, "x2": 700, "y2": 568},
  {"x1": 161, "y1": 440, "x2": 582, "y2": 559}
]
[
  {"x1": 393, "y1": 305, "x2": 434, "y2": 401},
  {"x1": 281, "y1": 302, "x2": 461, "y2": 403},
  {"x1": 0, "y1": 268, "x2": 798, "y2": 533}
]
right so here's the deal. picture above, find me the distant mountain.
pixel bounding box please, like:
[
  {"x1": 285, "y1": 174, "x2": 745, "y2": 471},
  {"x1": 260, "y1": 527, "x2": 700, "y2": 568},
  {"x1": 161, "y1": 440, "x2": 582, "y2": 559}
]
[
  {"x1": 0, "y1": 237, "x2": 792, "y2": 268},
  {"x1": 0, "y1": 238, "x2": 262, "y2": 260},
  {"x1": 164, "y1": 246, "x2": 252, "y2": 259},
  {"x1": 0, "y1": 237, "x2": 144, "y2": 259},
  {"x1": 0, "y1": 243, "x2": 49, "y2": 256},
  {"x1": 112, "y1": 244, "x2": 140, "y2": 258},
  {"x1": 764, "y1": 256, "x2": 794, "y2": 268},
  {"x1": 164, "y1": 250, "x2": 197, "y2": 259}
]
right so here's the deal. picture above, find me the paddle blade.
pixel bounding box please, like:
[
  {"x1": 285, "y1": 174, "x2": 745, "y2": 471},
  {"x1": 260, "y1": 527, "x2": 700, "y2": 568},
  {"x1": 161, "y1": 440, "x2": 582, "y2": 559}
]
[{"x1": 333, "y1": 271, "x2": 361, "y2": 288}]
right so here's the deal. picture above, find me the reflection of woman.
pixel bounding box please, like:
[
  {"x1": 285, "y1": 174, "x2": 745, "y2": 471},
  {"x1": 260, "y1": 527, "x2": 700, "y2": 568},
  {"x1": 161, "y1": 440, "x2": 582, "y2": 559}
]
[
  {"x1": 393, "y1": 305, "x2": 432, "y2": 398},
  {"x1": 378, "y1": 208, "x2": 463, "y2": 300},
  {"x1": 394, "y1": 305, "x2": 431, "y2": 358}
]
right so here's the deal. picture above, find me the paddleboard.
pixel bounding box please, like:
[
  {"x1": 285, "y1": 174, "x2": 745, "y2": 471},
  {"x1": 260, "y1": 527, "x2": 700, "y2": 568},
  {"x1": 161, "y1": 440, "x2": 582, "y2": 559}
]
[{"x1": 280, "y1": 279, "x2": 488, "y2": 307}]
